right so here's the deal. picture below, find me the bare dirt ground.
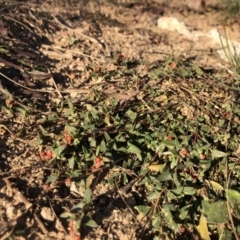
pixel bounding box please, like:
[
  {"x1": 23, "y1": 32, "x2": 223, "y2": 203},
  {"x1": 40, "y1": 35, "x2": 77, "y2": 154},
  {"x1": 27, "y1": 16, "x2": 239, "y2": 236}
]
[{"x1": 0, "y1": 1, "x2": 240, "y2": 239}]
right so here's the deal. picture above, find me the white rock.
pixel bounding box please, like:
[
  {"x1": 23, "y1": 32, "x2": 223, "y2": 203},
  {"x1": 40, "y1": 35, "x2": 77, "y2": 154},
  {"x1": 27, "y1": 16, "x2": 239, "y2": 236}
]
[
  {"x1": 40, "y1": 207, "x2": 55, "y2": 222},
  {"x1": 157, "y1": 17, "x2": 195, "y2": 40}
]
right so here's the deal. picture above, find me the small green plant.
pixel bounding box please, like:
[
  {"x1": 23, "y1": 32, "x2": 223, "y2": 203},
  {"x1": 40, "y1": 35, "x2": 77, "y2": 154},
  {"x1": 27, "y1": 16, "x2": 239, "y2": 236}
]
[
  {"x1": 60, "y1": 188, "x2": 98, "y2": 240},
  {"x1": 3, "y1": 52, "x2": 240, "y2": 239}
]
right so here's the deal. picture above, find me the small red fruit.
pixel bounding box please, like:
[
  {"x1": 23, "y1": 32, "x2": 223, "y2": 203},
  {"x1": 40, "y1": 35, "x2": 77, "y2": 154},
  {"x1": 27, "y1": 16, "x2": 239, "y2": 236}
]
[
  {"x1": 170, "y1": 61, "x2": 177, "y2": 70},
  {"x1": 191, "y1": 173, "x2": 199, "y2": 179},
  {"x1": 180, "y1": 226, "x2": 186, "y2": 233},
  {"x1": 40, "y1": 151, "x2": 46, "y2": 158},
  {"x1": 66, "y1": 135, "x2": 73, "y2": 145},
  {"x1": 117, "y1": 53, "x2": 124, "y2": 60},
  {"x1": 73, "y1": 234, "x2": 81, "y2": 240},
  {"x1": 6, "y1": 99, "x2": 15, "y2": 107},
  {"x1": 95, "y1": 156, "x2": 102, "y2": 168},
  {"x1": 43, "y1": 184, "x2": 50, "y2": 191},
  {"x1": 93, "y1": 65, "x2": 101, "y2": 73},
  {"x1": 225, "y1": 112, "x2": 231, "y2": 119},
  {"x1": 167, "y1": 136, "x2": 173, "y2": 141},
  {"x1": 46, "y1": 151, "x2": 53, "y2": 160},
  {"x1": 180, "y1": 149, "x2": 189, "y2": 156},
  {"x1": 68, "y1": 220, "x2": 74, "y2": 233}
]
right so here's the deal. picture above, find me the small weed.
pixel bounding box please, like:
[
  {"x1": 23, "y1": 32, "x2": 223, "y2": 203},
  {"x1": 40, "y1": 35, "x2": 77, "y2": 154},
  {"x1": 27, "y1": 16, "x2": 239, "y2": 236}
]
[
  {"x1": 218, "y1": 27, "x2": 240, "y2": 73},
  {"x1": 3, "y1": 51, "x2": 240, "y2": 239}
]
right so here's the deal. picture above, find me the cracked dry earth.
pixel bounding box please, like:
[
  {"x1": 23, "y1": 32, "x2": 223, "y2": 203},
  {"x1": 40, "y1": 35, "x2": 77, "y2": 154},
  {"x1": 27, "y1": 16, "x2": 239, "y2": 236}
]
[{"x1": 0, "y1": 1, "x2": 239, "y2": 240}]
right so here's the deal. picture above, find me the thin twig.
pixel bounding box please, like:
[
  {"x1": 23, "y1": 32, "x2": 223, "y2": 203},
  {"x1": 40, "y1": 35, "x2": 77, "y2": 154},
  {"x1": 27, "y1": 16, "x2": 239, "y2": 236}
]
[
  {"x1": 0, "y1": 72, "x2": 91, "y2": 94},
  {"x1": 49, "y1": 75, "x2": 63, "y2": 99},
  {"x1": 41, "y1": 44, "x2": 105, "y2": 62},
  {"x1": 33, "y1": 213, "x2": 48, "y2": 235},
  {"x1": 49, "y1": 201, "x2": 67, "y2": 234}
]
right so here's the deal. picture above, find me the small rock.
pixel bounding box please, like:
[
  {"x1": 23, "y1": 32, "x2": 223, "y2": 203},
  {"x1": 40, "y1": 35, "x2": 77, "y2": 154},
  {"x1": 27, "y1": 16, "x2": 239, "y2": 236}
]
[
  {"x1": 6, "y1": 205, "x2": 17, "y2": 219},
  {"x1": 157, "y1": 17, "x2": 195, "y2": 40},
  {"x1": 40, "y1": 207, "x2": 55, "y2": 222}
]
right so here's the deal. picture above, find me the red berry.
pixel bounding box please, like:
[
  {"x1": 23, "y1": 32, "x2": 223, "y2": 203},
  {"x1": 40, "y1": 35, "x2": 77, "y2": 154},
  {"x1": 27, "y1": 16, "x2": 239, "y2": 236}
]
[
  {"x1": 66, "y1": 135, "x2": 73, "y2": 144},
  {"x1": 43, "y1": 184, "x2": 50, "y2": 191},
  {"x1": 6, "y1": 99, "x2": 15, "y2": 107},
  {"x1": 46, "y1": 151, "x2": 53, "y2": 160},
  {"x1": 95, "y1": 157, "x2": 102, "y2": 168},
  {"x1": 73, "y1": 234, "x2": 81, "y2": 240},
  {"x1": 191, "y1": 173, "x2": 199, "y2": 179},
  {"x1": 40, "y1": 151, "x2": 46, "y2": 158},
  {"x1": 180, "y1": 226, "x2": 186, "y2": 233},
  {"x1": 118, "y1": 53, "x2": 124, "y2": 59},
  {"x1": 225, "y1": 112, "x2": 231, "y2": 119},
  {"x1": 170, "y1": 61, "x2": 177, "y2": 70},
  {"x1": 93, "y1": 65, "x2": 101, "y2": 73},
  {"x1": 68, "y1": 221, "x2": 74, "y2": 233},
  {"x1": 180, "y1": 149, "x2": 189, "y2": 156}
]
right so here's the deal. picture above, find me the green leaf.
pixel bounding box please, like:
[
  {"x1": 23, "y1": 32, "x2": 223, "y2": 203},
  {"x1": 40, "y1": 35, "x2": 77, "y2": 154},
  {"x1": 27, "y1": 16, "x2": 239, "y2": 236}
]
[
  {"x1": 171, "y1": 187, "x2": 183, "y2": 196},
  {"x1": 53, "y1": 145, "x2": 67, "y2": 157},
  {"x1": 126, "y1": 109, "x2": 137, "y2": 122},
  {"x1": 179, "y1": 205, "x2": 191, "y2": 220},
  {"x1": 225, "y1": 189, "x2": 240, "y2": 218},
  {"x1": 67, "y1": 98, "x2": 74, "y2": 110},
  {"x1": 16, "y1": 107, "x2": 26, "y2": 115},
  {"x1": 182, "y1": 186, "x2": 196, "y2": 195},
  {"x1": 127, "y1": 142, "x2": 141, "y2": 154},
  {"x1": 148, "y1": 191, "x2": 161, "y2": 200},
  {"x1": 71, "y1": 201, "x2": 85, "y2": 211},
  {"x1": 46, "y1": 173, "x2": 58, "y2": 183},
  {"x1": 152, "y1": 216, "x2": 161, "y2": 231},
  {"x1": 48, "y1": 114, "x2": 56, "y2": 121},
  {"x1": 104, "y1": 115, "x2": 111, "y2": 126},
  {"x1": 67, "y1": 170, "x2": 81, "y2": 178},
  {"x1": 65, "y1": 125, "x2": 78, "y2": 136},
  {"x1": 137, "y1": 153, "x2": 142, "y2": 161},
  {"x1": 39, "y1": 125, "x2": 48, "y2": 135},
  {"x1": 134, "y1": 205, "x2": 151, "y2": 216},
  {"x1": 211, "y1": 149, "x2": 227, "y2": 159},
  {"x1": 96, "y1": 145, "x2": 100, "y2": 156},
  {"x1": 197, "y1": 214, "x2": 210, "y2": 240},
  {"x1": 158, "y1": 169, "x2": 173, "y2": 182},
  {"x1": 217, "y1": 224, "x2": 232, "y2": 240},
  {"x1": 179, "y1": 209, "x2": 188, "y2": 220},
  {"x1": 104, "y1": 131, "x2": 111, "y2": 141},
  {"x1": 161, "y1": 140, "x2": 178, "y2": 147},
  {"x1": 83, "y1": 188, "x2": 92, "y2": 203},
  {"x1": 201, "y1": 125, "x2": 210, "y2": 133},
  {"x1": 37, "y1": 118, "x2": 46, "y2": 125},
  {"x1": 60, "y1": 212, "x2": 73, "y2": 218},
  {"x1": 162, "y1": 206, "x2": 180, "y2": 233},
  {"x1": 0, "y1": 48, "x2": 9, "y2": 53},
  {"x1": 90, "y1": 107, "x2": 99, "y2": 119},
  {"x1": 82, "y1": 145, "x2": 90, "y2": 158},
  {"x1": 83, "y1": 216, "x2": 98, "y2": 228},
  {"x1": 148, "y1": 163, "x2": 166, "y2": 172},
  {"x1": 207, "y1": 180, "x2": 224, "y2": 192},
  {"x1": 202, "y1": 200, "x2": 228, "y2": 223},
  {"x1": 68, "y1": 155, "x2": 75, "y2": 169},
  {"x1": 100, "y1": 140, "x2": 106, "y2": 152}
]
